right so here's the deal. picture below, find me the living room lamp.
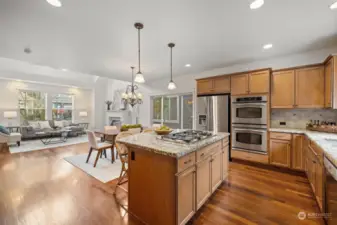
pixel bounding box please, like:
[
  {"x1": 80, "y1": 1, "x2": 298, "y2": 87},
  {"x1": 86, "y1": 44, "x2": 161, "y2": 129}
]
[{"x1": 4, "y1": 111, "x2": 18, "y2": 126}]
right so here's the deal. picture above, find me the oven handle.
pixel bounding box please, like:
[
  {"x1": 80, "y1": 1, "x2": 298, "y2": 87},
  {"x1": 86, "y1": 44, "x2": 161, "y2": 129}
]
[
  {"x1": 232, "y1": 103, "x2": 267, "y2": 107},
  {"x1": 233, "y1": 128, "x2": 267, "y2": 133}
]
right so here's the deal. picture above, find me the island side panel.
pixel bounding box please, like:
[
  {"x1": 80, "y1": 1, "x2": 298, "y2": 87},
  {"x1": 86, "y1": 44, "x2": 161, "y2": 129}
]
[{"x1": 128, "y1": 146, "x2": 177, "y2": 225}]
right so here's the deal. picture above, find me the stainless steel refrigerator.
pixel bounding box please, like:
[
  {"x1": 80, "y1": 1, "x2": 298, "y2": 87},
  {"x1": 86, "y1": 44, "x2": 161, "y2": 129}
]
[{"x1": 196, "y1": 95, "x2": 229, "y2": 133}]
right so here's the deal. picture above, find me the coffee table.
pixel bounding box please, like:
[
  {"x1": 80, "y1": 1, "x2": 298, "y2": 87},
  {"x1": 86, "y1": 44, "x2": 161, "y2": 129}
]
[{"x1": 37, "y1": 129, "x2": 71, "y2": 145}]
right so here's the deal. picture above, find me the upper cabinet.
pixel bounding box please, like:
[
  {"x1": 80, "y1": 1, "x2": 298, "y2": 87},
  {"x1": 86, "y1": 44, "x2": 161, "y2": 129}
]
[
  {"x1": 271, "y1": 70, "x2": 295, "y2": 108},
  {"x1": 231, "y1": 69, "x2": 270, "y2": 95},
  {"x1": 230, "y1": 73, "x2": 249, "y2": 95},
  {"x1": 196, "y1": 76, "x2": 230, "y2": 95},
  {"x1": 295, "y1": 67, "x2": 324, "y2": 108},
  {"x1": 271, "y1": 66, "x2": 325, "y2": 109},
  {"x1": 324, "y1": 56, "x2": 337, "y2": 108}
]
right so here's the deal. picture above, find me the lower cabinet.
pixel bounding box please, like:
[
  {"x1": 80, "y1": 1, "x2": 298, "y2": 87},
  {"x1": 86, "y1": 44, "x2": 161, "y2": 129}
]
[
  {"x1": 196, "y1": 156, "x2": 211, "y2": 209},
  {"x1": 222, "y1": 143, "x2": 229, "y2": 180},
  {"x1": 211, "y1": 151, "x2": 222, "y2": 192},
  {"x1": 177, "y1": 166, "x2": 196, "y2": 225},
  {"x1": 292, "y1": 134, "x2": 304, "y2": 170},
  {"x1": 269, "y1": 139, "x2": 291, "y2": 167}
]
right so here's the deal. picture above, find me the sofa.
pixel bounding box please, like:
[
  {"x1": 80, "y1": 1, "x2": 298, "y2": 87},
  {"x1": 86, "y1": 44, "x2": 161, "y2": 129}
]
[{"x1": 20, "y1": 120, "x2": 85, "y2": 140}]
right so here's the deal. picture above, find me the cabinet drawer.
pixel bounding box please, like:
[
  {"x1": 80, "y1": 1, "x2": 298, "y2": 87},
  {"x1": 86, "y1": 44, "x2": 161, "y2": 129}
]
[
  {"x1": 196, "y1": 142, "x2": 221, "y2": 162},
  {"x1": 270, "y1": 132, "x2": 292, "y2": 140},
  {"x1": 222, "y1": 137, "x2": 229, "y2": 148},
  {"x1": 232, "y1": 149, "x2": 269, "y2": 164},
  {"x1": 178, "y1": 152, "x2": 196, "y2": 173}
]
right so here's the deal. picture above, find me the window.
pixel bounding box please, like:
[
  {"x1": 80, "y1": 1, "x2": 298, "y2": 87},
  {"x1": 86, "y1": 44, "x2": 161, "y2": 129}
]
[
  {"x1": 151, "y1": 95, "x2": 179, "y2": 123},
  {"x1": 52, "y1": 94, "x2": 73, "y2": 121},
  {"x1": 19, "y1": 90, "x2": 46, "y2": 121}
]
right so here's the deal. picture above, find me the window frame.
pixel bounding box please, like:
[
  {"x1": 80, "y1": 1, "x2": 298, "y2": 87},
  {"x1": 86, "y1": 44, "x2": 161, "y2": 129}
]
[{"x1": 151, "y1": 95, "x2": 180, "y2": 124}]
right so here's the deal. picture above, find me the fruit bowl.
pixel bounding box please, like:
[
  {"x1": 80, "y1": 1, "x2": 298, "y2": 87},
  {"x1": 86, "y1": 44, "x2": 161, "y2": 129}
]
[{"x1": 155, "y1": 129, "x2": 173, "y2": 135}]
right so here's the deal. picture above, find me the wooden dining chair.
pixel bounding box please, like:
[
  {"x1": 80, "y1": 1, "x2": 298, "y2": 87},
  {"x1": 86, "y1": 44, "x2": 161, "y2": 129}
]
[
  {"x1": 86, "y1": 131, "x2": 114, "y2": 167},
  {"x1": 114, "y1": 131, "x2": 133, "y2": 194}
]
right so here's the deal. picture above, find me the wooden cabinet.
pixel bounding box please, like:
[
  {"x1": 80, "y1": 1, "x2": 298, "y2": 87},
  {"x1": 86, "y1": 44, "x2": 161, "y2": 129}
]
[
  {"x1": 231, "y1": 74, "x2": 249, "y2": 95},
  {"x1": 325, "y1": 58, "x2": 333, "y2": 108},
  {"x1": 222, "y1": 141, "x2": 229, "y2": 180},
  {"x1": 249, "y1": 70, "x2": 270, "y2": 94},
  {"x1": 271, "y1": 66, "x2": 325, "y2": 108},
  {"x1": 295, "y1": 67, "x2": 324, "y2": 108},
  {"x1": 305, "y1": 143, "x2": 324, "y2": 212},
  {"x1": 177, "y1": 166, "x2": 196, "y2": 225},
  {"x1": 195, "y1": 156, "x2": 211, "y2": 209},
  {"x1": 197, "y1": 79, "x2": 214, "y2": 95},
  {"x1": 211, "y1": 151, "x2": 222, "y2": 192},
  {"x1": 231, "y1": 70, "x2": 270, "y2": 95},
  {"x1": 292, "y1": 134, "x2": 304, "y2": 171},
  {"x1": 270, "y1": 138, "x2": 291, "y2": 168},
  {"x1": 196, "y1": 76, "x2": 230, "y2": 95},
  {"x1": 271, "y1": 70, "x2": 295, "y2": 108}
]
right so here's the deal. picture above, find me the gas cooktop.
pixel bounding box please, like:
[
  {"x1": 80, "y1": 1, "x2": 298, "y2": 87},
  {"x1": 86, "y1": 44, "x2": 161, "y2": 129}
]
[{"x1": 159, "y1": 130, "x2": 214, "y2": 144}]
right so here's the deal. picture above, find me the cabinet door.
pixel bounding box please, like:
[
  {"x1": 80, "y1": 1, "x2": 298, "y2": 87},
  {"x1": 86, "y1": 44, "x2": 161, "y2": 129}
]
[
  {"x1": 213, "y1": 76, "x2": 230, "y2": 94},
  {"x1": 325, "y1": 59, "x2": 333, "y2": 108},
  {"x1": 196, "y1": 156, "x2": 211, "y2": 210},
  {"x1": 249, "y1": 70, "x2": 270, "y2": 94},
  {"x1": 292, "y1": 134, "x2": 304, "y2": 170},
  {"x1": 177, "y1": 167, "x2": 196, "y2": 225},
  {"x1": 197, "y1": 79, "x2": 213, "y2": 95},
  {"x1": 271, "y1": 70, "x2": 295, "y2": 108},
  {"x1": 230, "y1": 74, "x2": 249, "y2": 95},
  {"x1": 211, "y1": 151, "x2": 222, "y2": 192},
  {"x1": 295, "y1": 67, "x2": 324, "y2": 108},
  {"x1": 315, "y1": 161, "x2": 323, "y2": 211},
  {"x1": 222, "y1": 145, "x2": 229, "y2": 181},
  {"x1": 270, "y1": 139, "x2": 291, "y2": 168}
]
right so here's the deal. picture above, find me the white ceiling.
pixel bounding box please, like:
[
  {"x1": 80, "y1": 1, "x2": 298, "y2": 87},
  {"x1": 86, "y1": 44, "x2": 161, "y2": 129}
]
[{"x1": 0, "y1": 0, "x2": 336, "y2": 82}]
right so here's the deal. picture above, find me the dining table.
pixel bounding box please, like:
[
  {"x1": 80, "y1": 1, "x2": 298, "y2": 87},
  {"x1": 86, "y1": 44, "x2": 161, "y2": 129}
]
[{"x1": 94, "y1": 129, "x2": 120, "y2": 163}]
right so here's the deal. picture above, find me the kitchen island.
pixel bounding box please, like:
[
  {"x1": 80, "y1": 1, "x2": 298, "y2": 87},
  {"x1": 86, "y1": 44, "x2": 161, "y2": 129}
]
[{"x1": 117, "y1": 130, "x2": 230, "y2": 225}]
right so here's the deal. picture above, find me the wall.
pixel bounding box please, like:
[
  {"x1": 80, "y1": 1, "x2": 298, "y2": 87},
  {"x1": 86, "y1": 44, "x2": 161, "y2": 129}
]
[
  {"x1": 271, "y1": 109, "x2": 337, "y2": 129},
  {"x1": 0, "y1": 79, "x2": 94, "y2": 126}
]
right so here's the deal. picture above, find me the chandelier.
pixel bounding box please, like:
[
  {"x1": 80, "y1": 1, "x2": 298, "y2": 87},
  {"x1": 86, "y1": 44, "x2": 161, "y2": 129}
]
[{"x1": 121, "y1": 66, "x2": 143, "y2": 107}]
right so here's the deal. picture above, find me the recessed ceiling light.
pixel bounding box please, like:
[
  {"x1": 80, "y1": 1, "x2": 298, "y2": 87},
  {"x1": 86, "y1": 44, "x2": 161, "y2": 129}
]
[
  {"x1": 185, "y1": 64, "x2": 191, "y2": 67},
  {"x1": 263, "y1": 43, "x2": 273, "y2": 50},
  {"x1": 250, "y1": 0, "x2": 264, "y2": 9},
  {"x1": 46, "y1": 0, "x2": 62, "y2": 7},
  {"x1": 330, "y1": 1, "x2": 337, "y2": 9},
  {"x1": 61, "y1": 68, "x2": 68, "y2": 72}
]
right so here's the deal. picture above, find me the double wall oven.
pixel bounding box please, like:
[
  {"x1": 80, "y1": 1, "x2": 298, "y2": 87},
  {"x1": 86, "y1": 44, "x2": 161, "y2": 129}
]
[{"x1": 232, "y1": 95, "x2": 268, "y2": 154}]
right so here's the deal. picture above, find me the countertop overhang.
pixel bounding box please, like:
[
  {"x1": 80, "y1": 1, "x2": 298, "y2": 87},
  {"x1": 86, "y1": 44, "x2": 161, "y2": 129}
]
[
  {"x1": 270, "y1": 128, "x2": 337, "y2": 167},
  {"x1": 117, "y1": 131, "x2": 230, "y2": 158}
]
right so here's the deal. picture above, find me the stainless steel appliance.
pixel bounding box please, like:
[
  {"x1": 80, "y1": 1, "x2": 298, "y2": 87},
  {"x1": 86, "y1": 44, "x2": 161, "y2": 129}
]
[
  {"x1": 232, "y1": 126, "x2": 267, "y2": 153},
  {"x1": 231, "y1": 95, "x2": 268, "y2": 153},
  {"x1": 196, "y1": 95, "x2": 229, "y2": 133},
  {"x1": 159, "y1": 130, "x2": 214, "y2": 144},
  {"x1": 324, "y1": 156, "x2": 337, "y2": 224},
  {"x1": 232, "y1": 95, "x2": 267, "y2": 128}
]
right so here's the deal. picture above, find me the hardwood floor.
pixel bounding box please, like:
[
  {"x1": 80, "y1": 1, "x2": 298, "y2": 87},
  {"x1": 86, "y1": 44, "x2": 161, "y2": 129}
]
[{"x1": 0, "y1": 143, "x2": 324, "y2": 225}]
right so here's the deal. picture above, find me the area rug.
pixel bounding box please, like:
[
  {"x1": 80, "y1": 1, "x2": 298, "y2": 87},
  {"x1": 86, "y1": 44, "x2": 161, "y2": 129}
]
[
  {"x1": 64, "y1": 150, "x2": 122, "y2": 183},
  {"x1": 9, "y1": 136, "x2": 88, "y2": 154}
]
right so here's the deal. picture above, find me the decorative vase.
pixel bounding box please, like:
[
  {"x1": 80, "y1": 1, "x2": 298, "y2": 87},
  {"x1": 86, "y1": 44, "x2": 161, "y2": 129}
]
[{"x1": 107, "y1": 104, "x2": 111, "y2": 111}]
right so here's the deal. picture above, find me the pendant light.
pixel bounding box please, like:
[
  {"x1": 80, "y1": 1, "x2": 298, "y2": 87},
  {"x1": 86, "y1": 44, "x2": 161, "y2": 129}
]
[
  {"x1": 134, "y1": 23, "x2": 145, "y2": 83},
  {"x1": 168, "y1": 43, "x2": 177, "y2": 90}
]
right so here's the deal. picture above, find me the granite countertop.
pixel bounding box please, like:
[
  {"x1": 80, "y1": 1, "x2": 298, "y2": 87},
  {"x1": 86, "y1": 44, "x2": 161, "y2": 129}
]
[
  {"x1": 270, "y1": 128, "x2": 337, "y2": 167},
  {"x1": 117, "y1": 130, "x2": 230, "y2": 158}
]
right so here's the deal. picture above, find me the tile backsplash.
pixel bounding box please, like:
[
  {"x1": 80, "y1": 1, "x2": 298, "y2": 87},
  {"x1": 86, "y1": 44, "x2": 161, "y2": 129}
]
[{"x1": 271, "y1": 109, "x2": 337, "y2": 129}]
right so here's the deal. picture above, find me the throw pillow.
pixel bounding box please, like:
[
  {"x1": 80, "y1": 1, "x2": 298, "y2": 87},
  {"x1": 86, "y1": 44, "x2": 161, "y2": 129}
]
[
  {"x1": 54, "y1": 120, "x2": 64, "y2": 128},
  {"x1": 39, "y1": 121, "x2": 51, "y2": 129},
  {"x1": 0, "y1": 125, "x2": 10, "y2": 135},
  {"x1": 28, "y1": 121, "x2": 40, "y2": 129}
]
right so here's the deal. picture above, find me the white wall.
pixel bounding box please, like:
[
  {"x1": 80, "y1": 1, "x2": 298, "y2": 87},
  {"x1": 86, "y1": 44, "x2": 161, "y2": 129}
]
[{"x1": 0, "y1": 79, "x2": 93, "y2": 126}]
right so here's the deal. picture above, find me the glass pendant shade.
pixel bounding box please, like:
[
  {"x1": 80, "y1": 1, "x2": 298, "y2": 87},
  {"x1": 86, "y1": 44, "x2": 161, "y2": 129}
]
[
  {"x1": 134, "y1": 71, "x2": 145, "y2": 83},
  {"x1": 168, "y1": 81, "x2": 177, "y2": 90}
]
